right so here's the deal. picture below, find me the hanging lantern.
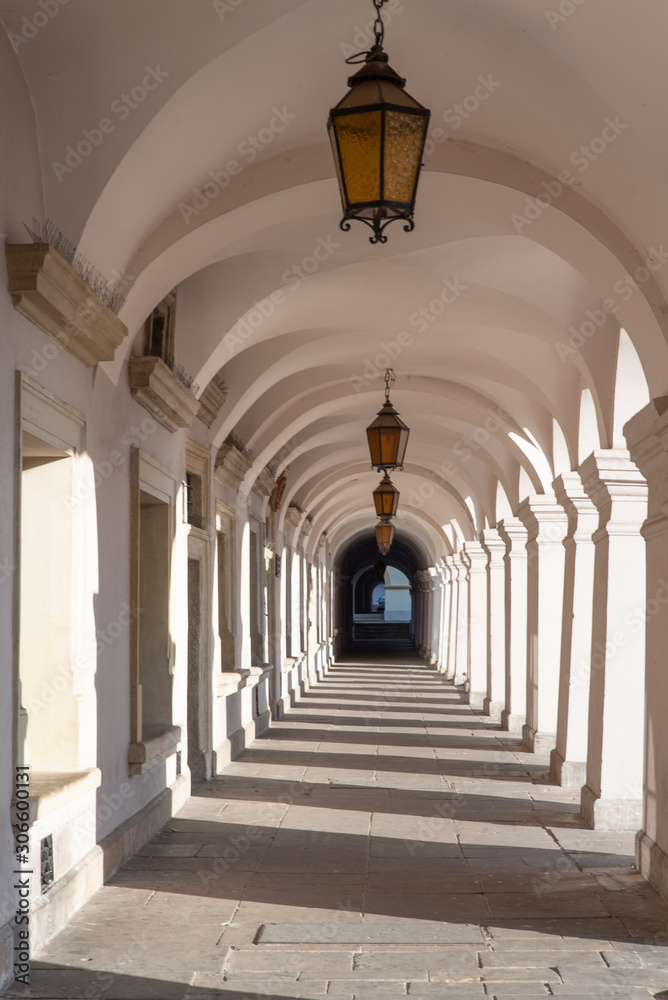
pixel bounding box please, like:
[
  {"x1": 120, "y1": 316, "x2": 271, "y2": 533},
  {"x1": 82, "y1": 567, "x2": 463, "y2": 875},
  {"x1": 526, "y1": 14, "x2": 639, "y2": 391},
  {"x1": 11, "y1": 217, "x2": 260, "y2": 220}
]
[
  {"x1": 327, "y1": 0, "x2": 431, "y2": 245},
  {"x1": 375, "y1": 560, "x2": 387, "y2": 580},
  {"x1": 366, "y1": 369, "x2": 410, "y2": 471},
  {"x1": 376, "y1": 516, "x2": 395, "y2": 555},
  {"x1": 373, "y1": 473, "x2": 400, "y2": 518}
]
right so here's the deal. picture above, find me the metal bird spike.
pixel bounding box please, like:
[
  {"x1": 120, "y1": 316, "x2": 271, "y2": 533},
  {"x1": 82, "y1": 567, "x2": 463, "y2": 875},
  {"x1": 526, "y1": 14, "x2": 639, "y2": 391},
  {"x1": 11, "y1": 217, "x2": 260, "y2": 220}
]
[{"x1": 23, "y1": 218, "x2": 128, "y2": 314}]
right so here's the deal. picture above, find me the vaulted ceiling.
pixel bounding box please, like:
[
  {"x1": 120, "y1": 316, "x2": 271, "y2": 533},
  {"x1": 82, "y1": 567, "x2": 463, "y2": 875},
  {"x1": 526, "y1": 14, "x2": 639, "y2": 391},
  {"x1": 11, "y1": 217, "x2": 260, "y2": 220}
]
[{"x1": 4, "y1": 0, "x2": 667, "y2": 562}]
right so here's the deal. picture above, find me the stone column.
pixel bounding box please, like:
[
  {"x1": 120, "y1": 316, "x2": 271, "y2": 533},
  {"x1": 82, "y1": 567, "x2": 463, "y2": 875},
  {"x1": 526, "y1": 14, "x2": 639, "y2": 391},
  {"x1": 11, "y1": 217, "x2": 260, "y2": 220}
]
[
  {"x1": 445, "y1": 555, "x2": 459, "y2": 681},
  {"x1": 436, "y1": 564, "x2": 450, "y2": 673},
  {"x1": 550, "y1": 472, "x2": 598, "y2": 786},
  {"x1": 453, "y1": 553, "x2": 469, "y2": 687},
  {"x1": 517, "y1": 496, "x2": 568, "y2": 752},
  {"x1": 626, "y1": 402, "x2": 668, "y2": 890},
  {"x1": 463, "y1": 541, "x2": 488, "y2": 710},
  {"x1": 482, "y1": 528, "x2": 506, "y2": 720},
  {"x1": 498, "y1": 518, "x2": 528, "y2": 734},
  {"x1": 580, "y1": 450, "x2": 647, "y2": 830},
  {"x1": 428, "y1": 567, "x2": 441, "y2": 666},
  {"x1": 415, "y1": 570, "x2": 429, "y2": 659}
]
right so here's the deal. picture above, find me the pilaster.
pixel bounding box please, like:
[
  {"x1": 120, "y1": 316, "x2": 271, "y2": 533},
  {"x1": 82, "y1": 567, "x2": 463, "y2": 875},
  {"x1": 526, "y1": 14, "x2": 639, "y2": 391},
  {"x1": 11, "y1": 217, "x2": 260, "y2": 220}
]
[
  {"x1": 550, "y1": 472, "x2": 598, "y2": 787},
  {"x1": 579, "y1": 449, "x2": 647, "y2": 830},
  {"x1": 626, "y1": 400, "x2": 668, "y2": 883},
  {"x1": 453, "y1": 554, "x2": 469, "y2": 688},
  {"x1": 517, "y1": 495, "x2": 568, "y2": 752},
  {"x1": 463, "y1": 541, "x2": 488, "y2": 710},
  {"x1": 497, "y1": 517, "x2": 528, "y2": 734},
  {"x1": 482, "y1": 528, "x2": 506, "y2": 720}
]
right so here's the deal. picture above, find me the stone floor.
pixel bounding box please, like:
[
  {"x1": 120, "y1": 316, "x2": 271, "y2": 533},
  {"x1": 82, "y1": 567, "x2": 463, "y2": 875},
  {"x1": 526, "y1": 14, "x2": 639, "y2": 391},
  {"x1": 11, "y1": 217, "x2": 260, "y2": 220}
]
[{"x1": 5, "y1": 653, "x2": 668, "y2": 1000}]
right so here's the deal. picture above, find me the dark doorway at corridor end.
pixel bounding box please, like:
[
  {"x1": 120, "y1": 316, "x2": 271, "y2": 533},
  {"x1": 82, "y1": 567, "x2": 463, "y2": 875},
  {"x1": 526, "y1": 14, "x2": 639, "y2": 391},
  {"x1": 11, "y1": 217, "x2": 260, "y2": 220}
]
[{"x1": 333, "y1": 528, "x2": 430, "y2": 656}]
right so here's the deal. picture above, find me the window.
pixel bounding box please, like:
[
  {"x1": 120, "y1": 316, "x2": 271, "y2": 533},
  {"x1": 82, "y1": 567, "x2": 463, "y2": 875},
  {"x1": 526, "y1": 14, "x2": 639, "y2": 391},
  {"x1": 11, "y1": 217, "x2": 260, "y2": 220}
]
[
  {"x1": 129, "y1": 450, "x2": 180, "y2": 773},
  {"x1": 17, "y1": 376, "x2": 87, "y2": 775},
  {"x1": 144, "y1": 290, "x2": 176, "y2": 368},
  {"x1": 216, "y1": 505, "x2": 236, "y2": 670}
]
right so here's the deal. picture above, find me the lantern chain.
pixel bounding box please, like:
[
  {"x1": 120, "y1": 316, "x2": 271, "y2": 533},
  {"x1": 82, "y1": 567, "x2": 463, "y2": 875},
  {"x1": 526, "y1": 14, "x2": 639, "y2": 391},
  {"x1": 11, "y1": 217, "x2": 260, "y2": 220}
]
[
  {"x1": 345, "y1": 0, "x2": 389, "y2": 65},
  {"x1": 384, "y1": 368, "x2": 395, "y2": 401},
  {"x1": 373, "y1": 0, "x2": 387, "y2": 48}
]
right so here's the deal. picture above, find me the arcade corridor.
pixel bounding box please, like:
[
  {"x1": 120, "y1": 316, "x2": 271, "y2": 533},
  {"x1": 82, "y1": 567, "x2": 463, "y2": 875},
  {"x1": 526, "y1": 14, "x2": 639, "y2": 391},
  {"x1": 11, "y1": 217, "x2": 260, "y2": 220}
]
[{"x1": 7, "y1": 656, "x2": 668, "y2": 1000}]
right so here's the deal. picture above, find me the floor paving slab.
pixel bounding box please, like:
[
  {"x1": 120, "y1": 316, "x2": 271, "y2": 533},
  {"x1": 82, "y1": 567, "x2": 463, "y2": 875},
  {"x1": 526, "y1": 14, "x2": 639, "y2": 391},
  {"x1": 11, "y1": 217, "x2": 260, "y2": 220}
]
[{"x1": 7, "y1": 657, "x2": 668, "y2": 1000}]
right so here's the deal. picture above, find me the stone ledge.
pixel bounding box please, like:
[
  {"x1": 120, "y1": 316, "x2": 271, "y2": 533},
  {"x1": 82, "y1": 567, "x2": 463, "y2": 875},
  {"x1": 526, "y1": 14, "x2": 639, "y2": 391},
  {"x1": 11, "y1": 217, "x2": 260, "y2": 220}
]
[
  {"x1": 128, "y1": 724, "x2": 181, "y2": 775},
  {"x1": 6, "y1": 243, "x2": 128, "y2": 366},
  {"x1": 216, "y1": 669, "x2": 252, "y2": 697},
  {"x1": 28, "y1": 768, "x2": 102, "y2": 822},
  {"x1": 128, "y1": 356, "x2": 200, "y2": 432}
]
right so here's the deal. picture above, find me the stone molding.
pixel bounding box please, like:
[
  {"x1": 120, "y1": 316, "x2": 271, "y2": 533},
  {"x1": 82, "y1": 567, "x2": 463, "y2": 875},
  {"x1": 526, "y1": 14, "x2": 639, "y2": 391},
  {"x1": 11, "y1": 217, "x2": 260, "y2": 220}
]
[
  {"x1": 516, "y1": 494, "x2": 569, "y2": 544},
  {"x1": 462, "y1": 540, "x2": 487, "y2": 571},
  {"x1": 6, "y1": 243, "x2": 128, "y2": 366},
  {"x1": 579, "y1": 449, "x2": 647, "y2": 537},
  {"x1": 481, "y1": 527, "x2": 506, "y2": 565},
  {"x1": 128, "y1": 356, "x2": 200, "y2": 432},
  {"x1": 128, "y1": 724, "x2": 182, "y2": 775},
  {"x1": 251, "y1": 467, "x2": 276, "y2": 500},
  {"x1": 553, "y1": 471, "x2": 598, "y2": 541},
  {"x1": 215, "y1": 442, "x2": 253, "y2": 489},
  {"x1": 497, "y1": 516, "x2": 528, "y2": 555},
  {"x1": 197, "y1": 380, "x2": 227, "y2": 427}
]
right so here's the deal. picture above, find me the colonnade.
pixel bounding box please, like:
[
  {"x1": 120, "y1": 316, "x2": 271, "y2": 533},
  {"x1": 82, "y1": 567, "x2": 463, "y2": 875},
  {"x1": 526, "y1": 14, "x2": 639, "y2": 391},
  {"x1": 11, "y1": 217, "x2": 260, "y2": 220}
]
[{"x1": 416, "y1": 445, "x2": 655, "y2": 844}]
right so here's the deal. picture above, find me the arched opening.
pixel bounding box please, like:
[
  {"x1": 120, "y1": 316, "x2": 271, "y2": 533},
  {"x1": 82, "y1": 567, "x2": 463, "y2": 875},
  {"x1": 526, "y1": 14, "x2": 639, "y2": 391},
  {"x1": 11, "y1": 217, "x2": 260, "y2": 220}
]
[{"x1": 334, "y1": 528, "x2": 430, "y2": 654}]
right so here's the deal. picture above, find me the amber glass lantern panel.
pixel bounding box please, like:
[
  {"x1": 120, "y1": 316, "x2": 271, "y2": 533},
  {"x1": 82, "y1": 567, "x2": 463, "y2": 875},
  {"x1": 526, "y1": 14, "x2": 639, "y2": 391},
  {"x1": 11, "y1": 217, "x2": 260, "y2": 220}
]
[
  {"x1": 373, "y1": 475, "x2": 399, "y2": 518},
  {"x1": 376, "y1": 518, "x2": 395, "y2": 555},
  {"x1": 366, "y1": 401, "x2": 410, "y2": 471},
  {"x1": 384, "y1": 110, "x2": 428, "y2": 205}
]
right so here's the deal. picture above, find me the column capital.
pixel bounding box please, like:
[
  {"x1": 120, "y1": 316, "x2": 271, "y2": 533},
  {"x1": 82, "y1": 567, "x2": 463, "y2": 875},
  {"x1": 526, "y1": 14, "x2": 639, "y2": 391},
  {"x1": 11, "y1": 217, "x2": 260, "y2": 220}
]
[
  {"x1": 553, "y1": 471, "x2": 598, "y2": 539},
  {"x1": 462, "y1": 540, "x2": 488, "y2": 571},
  {"x1": 625, "y1": 396, "x2": 668, "y2": 475},
  {"x1": 579, "y1": 449, "x2": 647, "y2": 535},
  {"x1": 516, "y1": 494, "x2": 569, "y2": 544},
  {"x1": 481, "y1": 527, "x2": 506, "y2": 565},
  {"x1": 625, "y1": 398, "x2": 668, "y2": 540},
  {"x1": 453, "y1": 552, "x2": 469, "y2": 580},
  {"x1": 497, "y1": 516, "x2": 528, "y2": 554}
]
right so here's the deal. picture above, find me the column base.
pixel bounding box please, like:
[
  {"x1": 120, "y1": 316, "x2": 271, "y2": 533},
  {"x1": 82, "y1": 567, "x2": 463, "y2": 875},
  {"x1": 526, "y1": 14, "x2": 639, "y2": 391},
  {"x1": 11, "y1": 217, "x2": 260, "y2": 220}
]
[
  {"x1": 468, "y1": 690, "x2": 486, "y2": 711},
  {"x1": 522, "y1": 724, "x2": 556, "y2": 753},
  {"x1": 581, "y1": 783, "x2": 643, "y2": 831},
  {"x1": 501, "y1": 710, "x2": 525, "y2": 734},
  {"x1": 550, "y1": 749, "x2": 586, "y2": 787},
  {"x1": 483, "y1": 698, "x2": 504, "y2": 721},
  {"x1": 636, "y1": 830, "x2": 668, "y2": 905}
]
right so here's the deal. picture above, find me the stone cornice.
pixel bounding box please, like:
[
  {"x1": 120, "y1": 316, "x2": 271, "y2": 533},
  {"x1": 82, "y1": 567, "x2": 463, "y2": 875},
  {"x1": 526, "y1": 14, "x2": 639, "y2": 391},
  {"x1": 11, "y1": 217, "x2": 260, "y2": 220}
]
[
  {"x1": 579, "y1": 450, "x2": 647, "y2": 532},
  {"x1": 284, "y1": 505, "x2": 304, "y2": 529},
  {"x1": 6, "y1": 243, "x2": 128, "y2": 366},
  {"x1": 128, "y1": 356, "x2": 200, "y2": 432},
  {"x1": 516, "y1": 494, "x2": 569, "y2": 544},
  {"x1": 462, "y1": 540, "x2": 488, "y2": 570},
  {"x1": 215, "y1": 442, "x2": 253, "y2": 489},
  {"x1": 481, "y1": 528, "x2": 506, "y2": 563},
  {"x1": 553, "y1": 471, "x2": 598, "y2": 540},
  {"x1": 497, "y1": 516, "x2": 528, "y2": 553},
  {"x1": 251, "y1": 467, "x2": 276, "y2": 500},
  {"x1": 197, "y1": 380, "x2": 227, "y2": 428}
]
